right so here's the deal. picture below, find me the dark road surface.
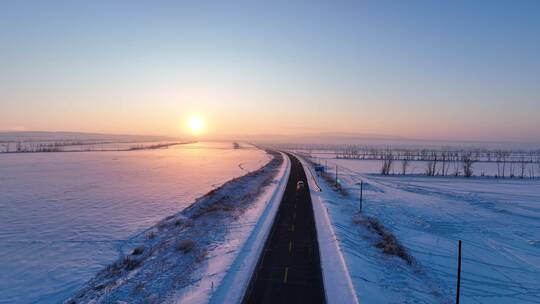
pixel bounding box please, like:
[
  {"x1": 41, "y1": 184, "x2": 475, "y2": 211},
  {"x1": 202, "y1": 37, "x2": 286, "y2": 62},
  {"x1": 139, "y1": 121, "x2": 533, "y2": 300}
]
[{"x1": 243, "y1": 153, "x2": 325, "y2": 304}]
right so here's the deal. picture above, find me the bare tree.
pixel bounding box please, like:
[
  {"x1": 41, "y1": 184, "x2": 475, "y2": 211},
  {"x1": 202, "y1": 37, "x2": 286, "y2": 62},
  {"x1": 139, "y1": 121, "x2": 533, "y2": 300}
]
[
  {"x1": 462, "y1": 153, "x2": 475, "y2": 178},
  {"x1": 537, "y1": 156, "x2": 540, "y2": 178},
  {"x1": 400, "y1": 151, "x2": 411, "y2": 175},
  {"x1": 400, "y1": 158, "x2": 409, "y2": 175},
  {"x1": 380, "y1": 151, "x2": 394, "y2": 175},
  {"x1": 452, "y1": 155, "x2": 460, "y2": 176},
  {"x1": 440, "y1": 151, "x2": 449, "y2": 176},
  {"x1": 519, "y1": 154, "x2": 527, "y2": 179},
  {"x1": 425, "y1": 161, "x2": 434, "y2": 176},
  {"x1": 495, "y1": 151, "x2": 502, "y2": 178},
  {"x1": 495, "y1": 151, "x2": 508, "y2": 178},
  {"x1": 529, "y1": 154, "x2": 534, "y2": 178},
  {"x1": 425, "y1": 151, "x2": 438, "y2": 176},
  {"x1": 509, "y1": 160, "x2": 516, "y2": 178}
]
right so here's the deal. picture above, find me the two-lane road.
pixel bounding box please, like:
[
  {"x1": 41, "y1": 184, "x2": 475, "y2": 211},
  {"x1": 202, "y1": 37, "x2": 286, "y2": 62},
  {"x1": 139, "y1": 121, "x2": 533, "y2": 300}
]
[{"x1": 243, "y1": 153, "x2": 325, "y2": 303}]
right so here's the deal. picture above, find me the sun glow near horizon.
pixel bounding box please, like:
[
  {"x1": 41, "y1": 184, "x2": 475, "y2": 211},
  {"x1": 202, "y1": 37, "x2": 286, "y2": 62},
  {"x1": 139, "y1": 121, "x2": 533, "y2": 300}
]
[
  {"x1": 1, "y1": 2, "x2": 539, "y2": 143},
  {"x1": 187, "y1": 116, "x2": 205, "y2": 136}
]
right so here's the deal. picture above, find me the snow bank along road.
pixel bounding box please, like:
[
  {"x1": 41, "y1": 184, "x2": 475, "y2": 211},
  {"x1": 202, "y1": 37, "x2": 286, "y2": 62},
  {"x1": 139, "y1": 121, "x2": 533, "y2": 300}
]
[{"x1": 243, "y1": 153, "x2": 325, "y2": 303}]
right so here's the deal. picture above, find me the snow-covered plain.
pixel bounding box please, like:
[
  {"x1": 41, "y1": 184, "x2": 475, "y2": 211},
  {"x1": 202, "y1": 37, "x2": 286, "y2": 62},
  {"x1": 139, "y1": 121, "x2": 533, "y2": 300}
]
[
  {"x1": 0, "y1": 142, "x2": 270, "y2": 304},
  {"x1": 0, "y1": 140, "x2": 185, "y2": 153},
  {"x1": 0, "y1": 131, "x2": 183, "y2": 153},
  {"x1": 67, "y1": 151, "x2": 286, "y2": 304},
  {"x1": 308, "y1": 153, "x2": 540, "y2": 178},
  {"x1": 304, "y1": 156, "x2": 540, "y2": 303}
]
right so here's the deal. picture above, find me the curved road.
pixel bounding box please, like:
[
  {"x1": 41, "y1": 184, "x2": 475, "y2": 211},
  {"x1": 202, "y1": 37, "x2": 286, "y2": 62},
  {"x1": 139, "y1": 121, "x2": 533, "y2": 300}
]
[{"x1": 243, "y1": 153, "x2": 325, "y2": 303}]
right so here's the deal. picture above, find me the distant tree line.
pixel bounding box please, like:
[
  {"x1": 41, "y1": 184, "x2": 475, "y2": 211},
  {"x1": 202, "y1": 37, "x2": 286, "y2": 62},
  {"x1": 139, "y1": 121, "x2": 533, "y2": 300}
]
[
  {"x1": 1, "y1": 141, "x2": 186, "y2": 153},
  {"x1": 283, "y1": 144, "x2": 539, "y2": 179},
  {"x1": 1, "y1": 142, "x2": 63, "y2": 153},
  {"x1": 260, "y1": 143, "x2": 540, "y2": 179},
  {"x1": 128, "y1": 142, "x2": 182, "y2": 150},
  {"x1": 366, "y1": 148, "x2": 540, "y2": 178}
]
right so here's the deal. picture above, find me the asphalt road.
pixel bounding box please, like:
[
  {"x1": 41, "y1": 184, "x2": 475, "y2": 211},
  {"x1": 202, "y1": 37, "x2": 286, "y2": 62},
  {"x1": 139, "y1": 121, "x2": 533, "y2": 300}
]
[{"x1": 243, "y1": 153, "x2": 325, "y2": 304}]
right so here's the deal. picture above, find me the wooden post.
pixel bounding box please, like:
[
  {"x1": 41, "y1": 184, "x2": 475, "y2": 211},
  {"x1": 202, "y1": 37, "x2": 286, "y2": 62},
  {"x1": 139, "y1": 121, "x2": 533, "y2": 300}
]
[
  {"x1": 456, "y1": 240, "x2": 462, "y2": 304},
  {"x1": 335, "y1": 166, "x2": 338, "y2": 186}
]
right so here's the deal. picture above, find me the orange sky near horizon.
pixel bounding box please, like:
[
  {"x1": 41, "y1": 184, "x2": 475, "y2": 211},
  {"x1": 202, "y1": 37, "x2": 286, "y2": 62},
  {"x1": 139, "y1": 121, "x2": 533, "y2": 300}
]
[{"x1": 1, "y1": 1, "x2": 539, "y2": 143}]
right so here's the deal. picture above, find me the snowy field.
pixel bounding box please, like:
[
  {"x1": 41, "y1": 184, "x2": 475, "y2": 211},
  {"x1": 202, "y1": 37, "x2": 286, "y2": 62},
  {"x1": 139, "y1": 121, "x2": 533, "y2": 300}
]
[
  {"x1": 0, "y1": 142, "x2": 270, "y2": 304},
  {"x1": 0, "y1": 140, "x2": 183, "y2": 153},
  {"x1": 67, "y1": 151, "x2": 287, "y2": 304},
  {"x1": 308, "y1": 152, "x2": 540, "y2": 178},
  {"x1": 0, "y1": 131, "x2": 183, "y2": 153},
  {"x1": 307, "y1": 156, "x2": 540, "y2": 303}
]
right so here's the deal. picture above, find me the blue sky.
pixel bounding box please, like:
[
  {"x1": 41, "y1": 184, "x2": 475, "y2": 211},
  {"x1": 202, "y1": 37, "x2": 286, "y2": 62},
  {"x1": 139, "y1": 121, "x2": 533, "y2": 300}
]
[{"x1": 1, "y1": 0, "x2": 539, "y2": 142}]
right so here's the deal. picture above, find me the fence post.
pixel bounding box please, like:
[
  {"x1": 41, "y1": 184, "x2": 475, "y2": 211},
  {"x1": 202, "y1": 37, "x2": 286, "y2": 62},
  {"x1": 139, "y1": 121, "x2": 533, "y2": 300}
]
[
  {"x1": 335, "y1": 166, "x2": 338, "y2": 186},
  {"x1": 456, "y1": 240, "x2": 462, "y2": 304}
]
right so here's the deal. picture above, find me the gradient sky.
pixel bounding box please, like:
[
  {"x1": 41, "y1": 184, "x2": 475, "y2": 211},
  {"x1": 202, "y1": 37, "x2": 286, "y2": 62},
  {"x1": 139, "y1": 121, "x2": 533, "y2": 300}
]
[{"x1": 1, "y1": 0, "x2": 539, "y2": 142}]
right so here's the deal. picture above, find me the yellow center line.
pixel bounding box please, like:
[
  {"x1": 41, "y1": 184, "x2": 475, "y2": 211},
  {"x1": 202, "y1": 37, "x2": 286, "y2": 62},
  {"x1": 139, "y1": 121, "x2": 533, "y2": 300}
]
[
  {"x1": 283, "y1": 267, "x2": 289, "y2": 283},
  {"x1": 288, "y1": 241, "x2": 292, "y2": 254}
]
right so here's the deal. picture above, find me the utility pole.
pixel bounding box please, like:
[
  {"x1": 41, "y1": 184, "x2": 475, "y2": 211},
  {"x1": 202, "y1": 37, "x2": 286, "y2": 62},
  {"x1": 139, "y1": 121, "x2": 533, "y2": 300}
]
[{"x1": 456, "y1": 240, "x2": 462, "y2": 304}]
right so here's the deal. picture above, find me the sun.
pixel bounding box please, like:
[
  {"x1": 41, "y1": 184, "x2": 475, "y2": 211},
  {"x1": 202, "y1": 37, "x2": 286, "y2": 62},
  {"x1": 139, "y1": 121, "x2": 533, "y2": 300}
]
[{"x1": 187, "y1": 116, "x2": 204, "y2": 135}]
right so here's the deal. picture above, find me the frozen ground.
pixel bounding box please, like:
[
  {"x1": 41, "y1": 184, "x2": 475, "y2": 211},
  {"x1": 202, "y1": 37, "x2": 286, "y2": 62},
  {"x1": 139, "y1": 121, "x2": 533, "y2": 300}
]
[
  {"x1": 308, "y1": 153, "x2": 540, "y2": 178},
  {"x1": 303, "y1": 156, "x2": 540, "y2": 303},
  {"x1": 66, "y1": 151, "x2": 287, "y2": 304},
  {"x1": 0, "y1": 142, "x2": 269, "y2": 304},
  {"x1": 0, "y1": 131, "x2": 182, "y2": 153},
  {"x1": 0, "y1": 140, "x2": 186, "y2": 153}
]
